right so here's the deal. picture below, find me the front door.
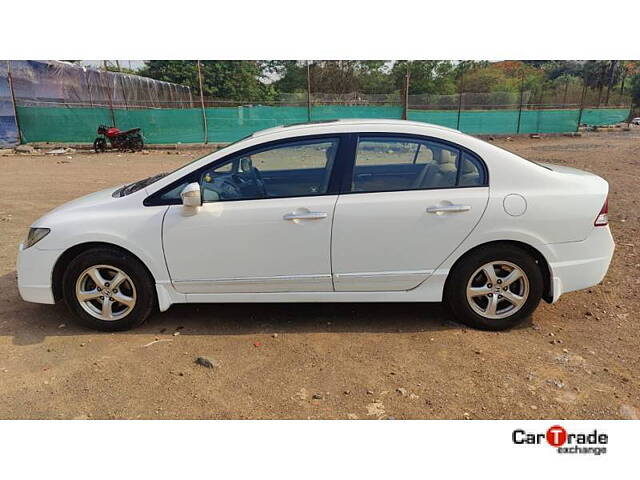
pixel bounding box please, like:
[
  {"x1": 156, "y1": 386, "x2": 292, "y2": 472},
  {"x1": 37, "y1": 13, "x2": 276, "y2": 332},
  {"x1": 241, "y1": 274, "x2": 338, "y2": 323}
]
[
  {"x1": 331, "y1": 135, "x2": 489, "y2": 291},
  {"x1": 162, "y1": 137, "x2": 341, "y2": 294}
]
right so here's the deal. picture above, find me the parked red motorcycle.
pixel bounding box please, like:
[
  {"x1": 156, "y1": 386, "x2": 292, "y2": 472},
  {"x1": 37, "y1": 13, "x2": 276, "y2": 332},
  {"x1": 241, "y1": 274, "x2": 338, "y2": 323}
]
[{"x1": 93, "y1": 125, "x2": 144, "y2": 152}]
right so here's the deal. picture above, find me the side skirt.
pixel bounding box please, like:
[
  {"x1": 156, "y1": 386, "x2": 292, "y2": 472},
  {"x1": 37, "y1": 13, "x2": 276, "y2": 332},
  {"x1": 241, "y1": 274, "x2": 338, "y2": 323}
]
[{"x1": 166, "y1": 270, "x2": 449, "y2": 305}]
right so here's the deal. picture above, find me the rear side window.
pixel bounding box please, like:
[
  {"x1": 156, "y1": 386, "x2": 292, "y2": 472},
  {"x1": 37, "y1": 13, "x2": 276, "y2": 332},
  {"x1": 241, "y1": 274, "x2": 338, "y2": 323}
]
[
  {"x1": 458, "y1": 152, "x2": 485, "y2": 186},
  {"x1": 351, "y1": 136, "x2": 485, "y2": 193}
]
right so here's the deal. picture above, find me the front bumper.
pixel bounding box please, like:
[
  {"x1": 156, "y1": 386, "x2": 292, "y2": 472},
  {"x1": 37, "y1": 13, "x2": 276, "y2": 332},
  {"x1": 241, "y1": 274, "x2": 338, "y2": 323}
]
[
  {"x1": 546, "y1": 226, "x2": 615, "y2": 302},
  {"x1": 16, "y1": 242, "x2": 62, "y2": 304}
]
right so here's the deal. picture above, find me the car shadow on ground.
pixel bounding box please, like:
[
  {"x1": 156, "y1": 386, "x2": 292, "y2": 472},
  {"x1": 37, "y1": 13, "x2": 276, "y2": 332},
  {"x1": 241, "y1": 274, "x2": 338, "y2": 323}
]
[{"x1": 0, "y1": 271, "x2": 481, "y2": 345}]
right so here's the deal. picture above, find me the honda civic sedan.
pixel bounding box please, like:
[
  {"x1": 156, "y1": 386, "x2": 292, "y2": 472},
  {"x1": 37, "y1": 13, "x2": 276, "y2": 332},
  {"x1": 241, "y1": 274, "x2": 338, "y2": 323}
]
[{"x1": 17, "y1": 119, "x2": 614, "y2": 331}]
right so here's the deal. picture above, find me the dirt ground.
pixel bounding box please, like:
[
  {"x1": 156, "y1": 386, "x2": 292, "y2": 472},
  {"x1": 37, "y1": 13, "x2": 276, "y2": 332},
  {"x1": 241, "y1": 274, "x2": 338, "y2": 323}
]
[{"x1": 0, "y1": 131, "x2": 638, "y2": 420}]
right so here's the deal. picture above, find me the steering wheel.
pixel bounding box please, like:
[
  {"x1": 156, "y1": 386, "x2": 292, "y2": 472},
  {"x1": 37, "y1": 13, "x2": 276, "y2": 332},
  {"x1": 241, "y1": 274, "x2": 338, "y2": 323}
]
[
  {"x1": 204, "y1": 176, "x2": 243, "y2": 200},
  {"x1": 230, "y1": 173, "x2": 249, "y2": 186}
]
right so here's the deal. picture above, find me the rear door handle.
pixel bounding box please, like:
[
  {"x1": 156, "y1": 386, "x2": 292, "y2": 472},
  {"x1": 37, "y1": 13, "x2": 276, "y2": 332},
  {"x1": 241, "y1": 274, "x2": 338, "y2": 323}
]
[
  {"x1": 426, "y1": 204, "x2": 472, "y2": 214},
  {"x1": 283, "y1": 211, "x2": 328, "y2": 221}
]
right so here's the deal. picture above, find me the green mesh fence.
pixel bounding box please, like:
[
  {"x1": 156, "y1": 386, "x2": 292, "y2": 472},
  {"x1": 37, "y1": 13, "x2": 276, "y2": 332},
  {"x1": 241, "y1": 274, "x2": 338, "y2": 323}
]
[
  {"x1": 17, "y1": 106, "x2": 113, "y2": 143},
  {"x1": 519, "y1": 109, "x2": 581, "y2": 133},
  {"x1": 311, "y1": 105, "x2": 403, "y2": 122},
  {"x1": 407, "y1": 110, "x2": 459, "y2": 129},
  {"x1": 15, "y1": 105, "x2": 631, "y2": 144},
  {"x1": 115, "y1": 108, "x2": 205, "y2": 143},
  {"x1": 582, "y1": 108, "x2": 630, "y2": 126},
  {"x1": 206, "y1": 105, "x2": 308, "y2": 142}
]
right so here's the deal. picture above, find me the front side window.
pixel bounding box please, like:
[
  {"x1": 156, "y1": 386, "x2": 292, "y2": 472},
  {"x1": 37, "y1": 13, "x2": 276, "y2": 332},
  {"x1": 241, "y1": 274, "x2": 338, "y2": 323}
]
[
  {"x1": 199, "y1": 138, "x2": 339, "y2": 202},
  {"x1": 351, "y1": 136, "x2": 484, "y2": 193}
]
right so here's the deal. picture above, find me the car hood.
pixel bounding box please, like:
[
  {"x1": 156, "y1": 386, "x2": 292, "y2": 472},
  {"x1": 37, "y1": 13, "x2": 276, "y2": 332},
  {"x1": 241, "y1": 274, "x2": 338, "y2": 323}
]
[{"x1": 32, "y1": 186, "x2": 122, "y2": 227}]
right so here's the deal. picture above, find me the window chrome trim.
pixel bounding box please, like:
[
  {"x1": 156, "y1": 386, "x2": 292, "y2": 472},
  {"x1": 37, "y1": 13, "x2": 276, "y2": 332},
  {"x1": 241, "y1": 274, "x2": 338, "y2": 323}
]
[
  {"x1": 144, "y1": 134, "x2": 348, "y2": 207},
  {"x1": 341, "y1": 132, "x2": 489, "y2": 196}
]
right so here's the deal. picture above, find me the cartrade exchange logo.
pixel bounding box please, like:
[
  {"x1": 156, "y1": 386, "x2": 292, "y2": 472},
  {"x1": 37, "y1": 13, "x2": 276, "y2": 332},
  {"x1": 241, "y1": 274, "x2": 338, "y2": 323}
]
[{"x1": 512, "y1": 425, "x2": 608, "y2": 455}]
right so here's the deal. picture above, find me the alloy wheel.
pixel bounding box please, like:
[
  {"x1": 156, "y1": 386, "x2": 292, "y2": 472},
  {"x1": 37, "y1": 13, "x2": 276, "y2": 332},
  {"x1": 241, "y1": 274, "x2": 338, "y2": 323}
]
[
  {"x1": 465, "y1": 261, "x2": 529, "y2": 320},
  {"x1": 75, "y1": 264, "x2": 136, "y2": 321}
]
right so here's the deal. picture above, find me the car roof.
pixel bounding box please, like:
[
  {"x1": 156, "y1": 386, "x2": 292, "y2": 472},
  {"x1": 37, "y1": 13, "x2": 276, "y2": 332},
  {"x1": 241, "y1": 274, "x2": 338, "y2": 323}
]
[{"x1": 250, "y1": 118, "x2": 461, "y2": 138}]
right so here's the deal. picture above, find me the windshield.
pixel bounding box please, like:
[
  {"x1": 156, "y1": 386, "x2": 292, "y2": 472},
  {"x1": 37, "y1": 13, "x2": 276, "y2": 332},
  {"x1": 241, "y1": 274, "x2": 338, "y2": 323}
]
[
  {"x1": 113, "y1": 172, "x2": 169, "y2": 197},
  {"x1": 112, "y1": 135, "x2": 255, "y2": 197}
]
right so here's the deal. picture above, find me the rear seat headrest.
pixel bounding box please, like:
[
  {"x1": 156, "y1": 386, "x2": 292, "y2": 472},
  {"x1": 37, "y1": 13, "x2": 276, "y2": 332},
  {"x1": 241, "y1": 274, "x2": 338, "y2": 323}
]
[{"x1": 438, "y1": 149, "x2": 457, "y2": 165}]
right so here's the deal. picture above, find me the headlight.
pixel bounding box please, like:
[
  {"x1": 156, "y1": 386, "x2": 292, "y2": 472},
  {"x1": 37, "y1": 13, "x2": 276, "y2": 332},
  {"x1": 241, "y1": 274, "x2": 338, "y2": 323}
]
[{"x1": 24, "y1": 228, "x2": 50, "y2": 249}]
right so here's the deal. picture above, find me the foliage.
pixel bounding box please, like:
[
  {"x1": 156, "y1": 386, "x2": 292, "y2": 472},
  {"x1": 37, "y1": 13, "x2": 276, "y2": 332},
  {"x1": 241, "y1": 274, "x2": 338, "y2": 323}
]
[
  {"x1": 270, "y1": 60, "x2": 396, "y2": 94},
  {"x1": 139, "y1": 61, "x2": 277, "y2": 101},
  {"x1": 104, "y1": 64, "x2": 138, "y2": 75},
  {"x1": 391, "y1": 61, "x2": 457, "y2": 95},
  {"x1": 132, "y1": 60, "x2": 636, "y2": 106},
  {"x1": 630, "y1": 73, "x2": 640, "y2": 107}
]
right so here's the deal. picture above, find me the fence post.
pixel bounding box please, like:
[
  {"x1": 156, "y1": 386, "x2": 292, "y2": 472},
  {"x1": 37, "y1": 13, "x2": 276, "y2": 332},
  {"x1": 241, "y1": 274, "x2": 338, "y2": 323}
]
[
  {"x1": 604, "y1": 60, "x2": 615, "y2": 106},
  {"x1": 576, "y1": 78, "x2": 587, "y2": 132},
  {"x1": 306, "y1": 61, "x2": 312, "y2": 122},
  {"x1": 84, "y1": 68, "x2": 94, "y2": 107},
  {"x1": 102, "y1": 61, "x2": 117, "y2": 126},
  {"x1": 196, "y1": 61, "x2": 208, "y2": 144},
  {"x1": 516, "y1": 68, "x2": 525, "y2": 134},
  {"x1": 402, "y1": 61, "x2": 410, "y2": 120},
  {"x1": 6, "y1": 61, "x2": 23, "y2": 145},
  {"x1": 115, "y1": 60, "x2": 128, "y2": 110},
  {"x1": 456, "y1": 64, "x2": 464, "y2": 130}
]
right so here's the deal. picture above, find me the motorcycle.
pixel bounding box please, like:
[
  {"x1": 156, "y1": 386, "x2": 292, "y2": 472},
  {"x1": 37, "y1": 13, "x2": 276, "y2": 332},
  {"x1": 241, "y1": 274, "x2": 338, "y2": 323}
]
[{"x1": 93, "y1": 125, "x2": 144, "y2": 152}]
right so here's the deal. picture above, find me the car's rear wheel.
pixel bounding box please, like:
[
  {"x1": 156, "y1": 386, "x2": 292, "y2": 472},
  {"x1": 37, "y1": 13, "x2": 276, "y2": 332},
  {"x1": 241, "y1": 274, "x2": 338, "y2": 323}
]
[
  {"x1": 444, "y1": 244, "x2": 543, "y2": 331},
  {"x1": 62, "y1": 247, "x2": 156, "y2": 331}
]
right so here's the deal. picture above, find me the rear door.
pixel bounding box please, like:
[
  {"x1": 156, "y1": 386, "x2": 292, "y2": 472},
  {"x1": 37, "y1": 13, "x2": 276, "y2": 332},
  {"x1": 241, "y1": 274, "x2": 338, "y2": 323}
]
[{"x1": 331, "y1": 134, "x2": 489, "y2": 291}]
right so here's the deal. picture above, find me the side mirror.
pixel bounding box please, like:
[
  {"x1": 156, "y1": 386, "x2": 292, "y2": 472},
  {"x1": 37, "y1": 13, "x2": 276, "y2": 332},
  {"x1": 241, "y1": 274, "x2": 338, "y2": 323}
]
[{"x1": 180, "y1": 182, "x2": 202, "y2": 208}]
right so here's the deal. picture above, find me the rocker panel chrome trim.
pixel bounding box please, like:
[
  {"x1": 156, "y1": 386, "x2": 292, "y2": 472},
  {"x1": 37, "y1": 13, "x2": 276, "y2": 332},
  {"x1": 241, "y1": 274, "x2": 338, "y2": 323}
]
[{"x1": 172, "y1": 274, "x2": 332, "y2": 294}]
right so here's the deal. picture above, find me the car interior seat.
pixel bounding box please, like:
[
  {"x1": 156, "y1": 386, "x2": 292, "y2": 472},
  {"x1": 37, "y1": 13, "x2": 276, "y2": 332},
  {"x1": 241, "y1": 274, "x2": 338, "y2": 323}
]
[
  {"x1": 420, "y1": 148, "x2": 457, "y2": 188},
  {"x1": 458, "y1": 156, "x2": 481, "y2": 186}
]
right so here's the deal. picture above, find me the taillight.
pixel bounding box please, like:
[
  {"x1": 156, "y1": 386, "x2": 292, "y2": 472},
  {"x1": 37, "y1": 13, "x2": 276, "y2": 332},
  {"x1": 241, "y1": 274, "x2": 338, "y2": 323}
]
[{"x1": 594, "y1": 197, "x2": 608, "y2": 226}]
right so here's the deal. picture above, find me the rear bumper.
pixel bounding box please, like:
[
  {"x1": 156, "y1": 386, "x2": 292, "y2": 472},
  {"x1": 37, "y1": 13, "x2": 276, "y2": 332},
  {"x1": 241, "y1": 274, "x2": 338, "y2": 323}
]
[
  {"x1": 546, "y1": 226, "x2": 615, "y2": 302},
  {"x1": 16, "y1": 243, "x2": 61, "y2": 305}
]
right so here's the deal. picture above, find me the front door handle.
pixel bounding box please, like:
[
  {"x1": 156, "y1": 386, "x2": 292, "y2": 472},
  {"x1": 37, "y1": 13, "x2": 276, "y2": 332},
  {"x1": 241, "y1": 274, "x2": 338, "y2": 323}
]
[
  {"x1": 283, "y1": 211, "x2": 328, "y2": 221},
  {"x1": 426, "y1": 204, "x2": 472, "y2": 214}
]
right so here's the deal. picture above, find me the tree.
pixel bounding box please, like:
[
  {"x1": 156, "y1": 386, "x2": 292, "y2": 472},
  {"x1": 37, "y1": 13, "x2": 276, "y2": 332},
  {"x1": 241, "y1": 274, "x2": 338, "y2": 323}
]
[
  {"x1": 272, "y1": 61, "x2": 396, "y2": 95},
  {"x1": 582, "y1": 61, "x2": 616, "y2": 105},
  {"x1": 630, "y1": 73, "x2": 640, "y2": 110},
  {"x1": 308, "y1": 61, "x2": 360, "y2": 93},
  {"x1": 357, "y1": 61, "x2": 395, "y2": 94},
  {"x1": 543, "y1": 60, "x2": 584, "y2": 81},
  {"x1": 462, "y1": 67, "x2": 508, "y2": 93},
  {"x1": 390, "y1": 61, "x2": 457, "y2": 96},
  {"x1": 138, "y1": 61, "x2": 276, "y2": 101},
  {"x1": 265, "y1": 61, "x2": 307, "y2": 93}
]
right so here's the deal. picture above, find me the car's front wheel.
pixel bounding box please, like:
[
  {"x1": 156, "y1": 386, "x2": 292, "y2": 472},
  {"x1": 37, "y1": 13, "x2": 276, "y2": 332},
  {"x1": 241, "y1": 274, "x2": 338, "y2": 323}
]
[
  {"x1": 444, "y1": 244, "x2": 543, "y2": 331},
  {"x1": 62, "y1": 247, "x2": 156, "y2": 331}
]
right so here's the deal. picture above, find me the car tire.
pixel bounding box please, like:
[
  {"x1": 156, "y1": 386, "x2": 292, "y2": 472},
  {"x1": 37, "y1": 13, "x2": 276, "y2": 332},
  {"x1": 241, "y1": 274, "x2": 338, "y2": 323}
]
[
  {"x1": 62, "y1": 247, "x2": 156, "y2": 331},
  {"x1": 444, "y1": 244, "x2": 543, "y2": 331}
]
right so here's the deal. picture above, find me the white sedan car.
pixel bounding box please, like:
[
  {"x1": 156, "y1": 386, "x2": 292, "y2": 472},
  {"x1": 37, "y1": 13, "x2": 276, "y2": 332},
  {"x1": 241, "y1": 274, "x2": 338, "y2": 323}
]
[{"x1": 17, "y1": 119, "x2": 614, "y2": 331}]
